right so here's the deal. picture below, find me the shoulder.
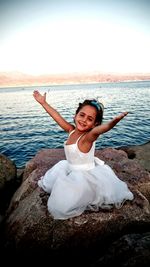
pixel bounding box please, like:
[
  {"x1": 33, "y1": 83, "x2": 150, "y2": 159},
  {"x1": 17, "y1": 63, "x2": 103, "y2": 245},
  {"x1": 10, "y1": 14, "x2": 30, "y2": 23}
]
[
  {"x1": 68, "y1": 126, "x2": 75, "y2": 134},
  {"x1": 83, "y1": 128, "x2": 100, "y2": 143}
]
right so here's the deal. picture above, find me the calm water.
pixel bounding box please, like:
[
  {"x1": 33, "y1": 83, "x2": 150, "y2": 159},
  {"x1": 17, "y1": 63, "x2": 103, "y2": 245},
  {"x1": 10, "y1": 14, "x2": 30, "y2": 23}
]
[{"x1": 0, "y1": 81, "x2": 150, "y2": 168}]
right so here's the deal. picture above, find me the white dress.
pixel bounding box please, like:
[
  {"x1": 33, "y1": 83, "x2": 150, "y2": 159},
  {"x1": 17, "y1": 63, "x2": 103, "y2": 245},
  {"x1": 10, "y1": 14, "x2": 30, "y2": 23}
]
[{"x1": 38, "y1": 131, "x2": 134, "y2": 220}]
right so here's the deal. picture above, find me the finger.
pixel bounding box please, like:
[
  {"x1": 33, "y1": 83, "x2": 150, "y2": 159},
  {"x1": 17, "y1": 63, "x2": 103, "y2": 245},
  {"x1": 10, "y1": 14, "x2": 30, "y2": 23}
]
[{"x1": 33, "y1": 91, "x2": 39, "y2": 96}]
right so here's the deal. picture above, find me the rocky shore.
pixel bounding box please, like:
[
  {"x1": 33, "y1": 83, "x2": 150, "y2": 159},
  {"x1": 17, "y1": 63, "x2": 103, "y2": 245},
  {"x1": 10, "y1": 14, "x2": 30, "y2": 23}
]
[
  {"x1": 119, "y1": 141, "x2": 150, "y2": 172},
  {"x1": 0, "y1": 142, "x2": 150, "y2": 266}
]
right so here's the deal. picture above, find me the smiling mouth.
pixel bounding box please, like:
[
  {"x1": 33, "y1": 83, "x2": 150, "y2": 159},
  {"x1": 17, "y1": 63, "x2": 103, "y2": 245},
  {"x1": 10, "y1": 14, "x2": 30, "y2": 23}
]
[{"x1": 79, "y1": 122, "x2": 86, "y2": 127}]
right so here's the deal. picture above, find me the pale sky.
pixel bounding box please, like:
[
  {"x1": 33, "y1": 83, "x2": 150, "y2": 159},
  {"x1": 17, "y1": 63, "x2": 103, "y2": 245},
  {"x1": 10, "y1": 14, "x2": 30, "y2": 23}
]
[{"x1": 0, "y1": 0, "x2": 150, "y2": 75}]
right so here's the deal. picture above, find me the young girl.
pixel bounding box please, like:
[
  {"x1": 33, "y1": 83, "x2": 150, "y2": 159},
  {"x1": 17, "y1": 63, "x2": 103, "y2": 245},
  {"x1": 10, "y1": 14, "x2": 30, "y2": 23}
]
[{"x1": 33, "y1": 90, "x2": 134, "y2": 220}]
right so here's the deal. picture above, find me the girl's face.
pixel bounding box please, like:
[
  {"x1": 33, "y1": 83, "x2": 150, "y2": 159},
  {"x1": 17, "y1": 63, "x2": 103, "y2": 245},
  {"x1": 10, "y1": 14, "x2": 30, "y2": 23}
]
[{"x1": 74, "y1": 105, "x2": 97, "y2": 131}]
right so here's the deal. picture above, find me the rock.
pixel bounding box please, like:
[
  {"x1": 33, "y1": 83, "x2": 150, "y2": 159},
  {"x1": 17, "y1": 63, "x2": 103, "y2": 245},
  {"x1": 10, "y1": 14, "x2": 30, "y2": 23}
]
[
  {"x1": 0, "y1": 154, "x2": 17, "y2": 214},
  {"x1": 2, "y1": 148, "x2": 150, "y2": 265},
  {"x1": 92, "y1": 232, "x2": 150, "y2": 267},
  {"x1": 120, "y1": 141, "x2": 150, "y2": 172}
]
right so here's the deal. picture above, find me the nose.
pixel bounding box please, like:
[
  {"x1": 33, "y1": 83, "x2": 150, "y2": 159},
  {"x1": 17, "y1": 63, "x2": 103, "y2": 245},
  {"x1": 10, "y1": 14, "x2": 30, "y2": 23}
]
[{"x1": 82, "y1": 116, "x2": 87, "y2": 122}]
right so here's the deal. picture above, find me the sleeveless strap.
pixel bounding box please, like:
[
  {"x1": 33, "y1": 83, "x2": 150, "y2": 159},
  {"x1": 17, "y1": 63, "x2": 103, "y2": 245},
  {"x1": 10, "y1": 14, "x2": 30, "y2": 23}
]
[
  {"x1": 68, "y1": 129, "x2": 75, "y2": 136},
  {"x1": 76, "y1": 133, "x2": 85, "y2": 144},
  {"x1": 68, "y1": 129, "x2": 85, "y2": 144}
]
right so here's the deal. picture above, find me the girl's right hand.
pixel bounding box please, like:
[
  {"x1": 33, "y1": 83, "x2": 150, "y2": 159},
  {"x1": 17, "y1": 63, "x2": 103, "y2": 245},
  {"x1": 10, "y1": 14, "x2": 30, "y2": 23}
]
[
  {"x1": 116, "y1": 111, "x2": 128, "y2": 121},
  {"x1": 33, "y1": 90, "x2": 46, "y2": 105}
]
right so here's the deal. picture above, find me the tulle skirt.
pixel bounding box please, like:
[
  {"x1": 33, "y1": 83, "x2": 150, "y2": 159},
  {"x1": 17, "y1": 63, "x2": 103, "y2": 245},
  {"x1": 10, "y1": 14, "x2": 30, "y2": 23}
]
[{"x1": 38, "y1": 159, "x2": 134, "y2": 220}]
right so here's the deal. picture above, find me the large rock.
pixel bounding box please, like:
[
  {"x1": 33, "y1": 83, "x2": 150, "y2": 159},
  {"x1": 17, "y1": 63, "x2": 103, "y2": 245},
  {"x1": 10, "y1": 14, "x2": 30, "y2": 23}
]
[
  {"x1": 0, "y1": 154, "x2": 17, "y2": 215},
  {"x1": 120, "y1": 141, "x2": 150, "y2": 172},
  {"x1": 2, "y1": 148, "x2": 150, "y2": 265},
  {"x1": 93, "y1": 232, "x2": 150, "y2": 267}
]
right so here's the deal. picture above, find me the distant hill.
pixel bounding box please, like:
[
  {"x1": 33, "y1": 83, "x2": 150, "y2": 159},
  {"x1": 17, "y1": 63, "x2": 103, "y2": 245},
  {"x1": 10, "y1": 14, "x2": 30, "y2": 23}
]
[{"x1": 0, "y1": 71, "x2": 150, "y2": 87}]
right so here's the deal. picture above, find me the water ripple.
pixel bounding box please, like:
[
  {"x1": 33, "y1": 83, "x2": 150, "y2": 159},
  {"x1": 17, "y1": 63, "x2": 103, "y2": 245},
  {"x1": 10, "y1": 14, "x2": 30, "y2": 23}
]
[{"x1": 0, "y1": 81, "x2": 150, "y2": 167}]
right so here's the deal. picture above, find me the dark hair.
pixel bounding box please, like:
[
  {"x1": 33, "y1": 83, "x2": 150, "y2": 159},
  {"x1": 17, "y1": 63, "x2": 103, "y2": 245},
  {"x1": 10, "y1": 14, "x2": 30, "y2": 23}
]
[{"x1": 75, "y1": 99, "x2": 104, "y2": 125}]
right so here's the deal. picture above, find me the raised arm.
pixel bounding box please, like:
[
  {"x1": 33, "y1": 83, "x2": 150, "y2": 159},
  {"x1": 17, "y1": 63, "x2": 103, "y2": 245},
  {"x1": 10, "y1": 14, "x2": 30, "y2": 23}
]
[
  {"x1": 87, "y1": 112, "x2": 128, "y2": 142},
  {"x1": 33, "y1": 90, "x2": 74, "y2": 132}
]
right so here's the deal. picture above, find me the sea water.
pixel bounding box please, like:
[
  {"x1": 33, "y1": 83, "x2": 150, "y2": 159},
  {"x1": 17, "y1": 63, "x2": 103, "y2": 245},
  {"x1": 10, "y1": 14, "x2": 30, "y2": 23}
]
[{"x1": 0, "y1": 80, "x2": 150, "y2": 168}]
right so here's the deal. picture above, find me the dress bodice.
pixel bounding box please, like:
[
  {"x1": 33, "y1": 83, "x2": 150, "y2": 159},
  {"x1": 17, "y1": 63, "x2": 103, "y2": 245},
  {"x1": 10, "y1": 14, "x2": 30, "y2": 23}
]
[{"x1": 64, "y1": 131, "x2": 95, "y2": 170}]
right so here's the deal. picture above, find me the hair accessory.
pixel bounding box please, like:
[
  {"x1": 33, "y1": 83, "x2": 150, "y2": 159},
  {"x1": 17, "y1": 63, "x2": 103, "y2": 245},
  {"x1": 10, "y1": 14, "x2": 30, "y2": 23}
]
[{"x1": 91, "y1": 99, "x2": 104, "y2": 112}]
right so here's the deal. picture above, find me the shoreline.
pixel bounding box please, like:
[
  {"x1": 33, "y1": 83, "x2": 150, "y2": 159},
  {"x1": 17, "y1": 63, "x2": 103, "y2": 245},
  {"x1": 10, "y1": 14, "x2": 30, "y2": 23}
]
[{"x1": 0, "y1": 79, "x2": 150, "y2": 90}]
